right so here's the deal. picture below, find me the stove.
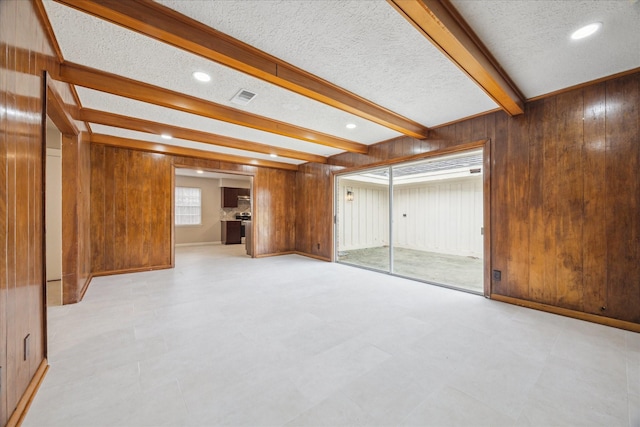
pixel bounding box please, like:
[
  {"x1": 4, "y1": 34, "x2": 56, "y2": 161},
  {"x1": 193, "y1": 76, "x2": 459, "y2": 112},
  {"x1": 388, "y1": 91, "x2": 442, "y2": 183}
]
[{"x1": 235, "y1": 213, "x2": 251, "y2": 238}]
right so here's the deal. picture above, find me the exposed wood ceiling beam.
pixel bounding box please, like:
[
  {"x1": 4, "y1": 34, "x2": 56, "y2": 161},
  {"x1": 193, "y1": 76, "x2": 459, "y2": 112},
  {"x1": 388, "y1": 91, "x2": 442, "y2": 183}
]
[
  {"x1": 79, "y1": 108, "x2": 326, "y2": 164},
  {"x1": 53, "y1": 61, "x2": 368, "y2": 154},
  {"x1": 389, "y1": 0, "x2": 525, "y2": 115},
  {"x1": 91, "y1": 134, "x2": 299, "y2": 171},
  {"x1": 55, "y1": 0, "x2": 429, "y2": 139}
]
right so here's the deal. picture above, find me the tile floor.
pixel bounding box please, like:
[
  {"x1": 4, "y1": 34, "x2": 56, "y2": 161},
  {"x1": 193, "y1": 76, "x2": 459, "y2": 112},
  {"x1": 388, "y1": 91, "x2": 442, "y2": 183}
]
[{"x1": 24, "y1": 245, "x2": 639, "y2": 427}]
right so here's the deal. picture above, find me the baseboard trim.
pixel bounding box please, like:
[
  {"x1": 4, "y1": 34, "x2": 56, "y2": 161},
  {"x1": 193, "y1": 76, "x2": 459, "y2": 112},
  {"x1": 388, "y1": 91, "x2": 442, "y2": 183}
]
[
  {"x1": 293, "y1": 251, "x2": 331, "y2": 262},
  {"x1": 175, "y1": 241, "x2": 221, "y2": 247},
  {"x1": 92, "y1": 264, "x2": 173, "y2": 277},
  {"x1": 490, "y1": 294, "x2": 640, "y2": 333},
  {"x1": 254, "y1": 251, "x2": 296, "y2": 258},
  {"x1": 78, "y1": 273, "x2": 93, "y2": 301},
  {"x1": 6, "y1": 358, "x2": 48, "y2": 427}
]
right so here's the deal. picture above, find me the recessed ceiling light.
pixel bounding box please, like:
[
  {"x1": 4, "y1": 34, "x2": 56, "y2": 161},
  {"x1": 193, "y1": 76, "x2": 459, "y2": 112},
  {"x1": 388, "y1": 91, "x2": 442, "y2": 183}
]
[
  {"x1": 192, "y1": 71, "x2": 211, "y2": 82},
  {"x1": 346, "y1": 123, "x2": 357, "y2": 129},
  {"x1": 160, "y1": 134, "x2": 172, "y2": 140},
  {"x1": 196, "y1": 170, "x2": 204, "y2": 174},
  {"x1": 270, "y1": 154, "x2": 278, "y2": 158},
  {"x1": 571, "y1": 22, "x2": 602, "y2": 40}
]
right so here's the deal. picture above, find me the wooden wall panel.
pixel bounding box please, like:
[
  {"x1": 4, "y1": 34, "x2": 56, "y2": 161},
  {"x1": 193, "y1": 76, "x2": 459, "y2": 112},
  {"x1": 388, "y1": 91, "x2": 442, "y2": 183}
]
[
  {"x1": 0, "y1": 0, "x2": 55, "y2": 424},
  {"x1": 604, "y1": 75, "x2": 639, "y2": 322},
  {"x1": 91, "y1": 146, "x2": 173, "y2": 275},
  {"x1": 295, "y1": 162, "x2": 340, "y2": 259},
  {"x1": 305, "y1": 72, "x2": 640, "y2": 327},
  {"x1": 91, "y1": 149, "x2": 297, "y2": 275}
]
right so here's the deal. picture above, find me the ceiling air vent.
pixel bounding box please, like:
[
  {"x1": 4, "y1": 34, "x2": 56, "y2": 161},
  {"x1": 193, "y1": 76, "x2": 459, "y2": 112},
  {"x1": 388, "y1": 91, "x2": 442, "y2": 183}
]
[{"x1": 230, "y1": 89, "x2": 257, "y2": 106}]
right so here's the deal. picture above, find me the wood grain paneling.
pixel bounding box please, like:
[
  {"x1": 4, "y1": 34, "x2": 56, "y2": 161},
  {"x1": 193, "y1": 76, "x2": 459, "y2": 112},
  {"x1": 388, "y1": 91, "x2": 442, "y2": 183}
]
[
  {"x1": 91, "y1": 146, "x2": 297, "y2": 275},
  {"x1": 91, "y1": 146, "x2": 173, "y2": 275},
  {"x1": 303, "y1": 72, "x2": 640, "y2": 327},
  {"x1": 0, "y1": 0, "x2": 56, "y2": 424}
]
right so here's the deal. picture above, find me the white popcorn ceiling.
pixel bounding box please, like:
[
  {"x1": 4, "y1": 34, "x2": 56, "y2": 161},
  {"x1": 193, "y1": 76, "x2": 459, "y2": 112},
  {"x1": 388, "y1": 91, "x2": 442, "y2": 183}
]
[
  {"x1": 157, "y1": 0, "x2": 498, "y2": 126},
  {"x1": 451, "y1": 0, "x2": 640, "y2": 98},
  {"x1": 74, "y1": 87, "x2": 343, "y2": 157},
  {"x1": 89, "y1": 124, "x2": 304, "y2": 165},
  {"x1": 42, "y1": 0, "x2": 402, "y2": 145},
  {"x1": 41, "y1": 0, "x2": 639, "y2": 165}
]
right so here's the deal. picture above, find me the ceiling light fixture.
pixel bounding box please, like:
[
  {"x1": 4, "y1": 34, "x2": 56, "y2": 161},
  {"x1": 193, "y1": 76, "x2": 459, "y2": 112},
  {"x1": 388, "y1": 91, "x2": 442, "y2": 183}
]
[
  {"x1": 192, "y1": 71, "x2": 211, "y2": 82},
  {"x1": 160, "y1": 134, "x2": 172, "y2": 140},
  {"x1": 346, "y1": 123, "x2": 357, "y2": 129},
  {"x1": 196, "y1": 170, "x2": 204, "y2": 174},
  {"x1": 571, "y1": 22, "x2": 602, "y2": 40},
  {"x1": 270, "y1": 154, "x2": 278, "y2": 158}
]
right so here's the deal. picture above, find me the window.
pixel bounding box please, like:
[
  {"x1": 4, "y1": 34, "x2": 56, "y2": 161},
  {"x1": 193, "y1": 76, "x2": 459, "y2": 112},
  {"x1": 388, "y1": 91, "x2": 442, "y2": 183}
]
[{"x1": 175, "y1": 186, "x2": 201, "y2": 225}]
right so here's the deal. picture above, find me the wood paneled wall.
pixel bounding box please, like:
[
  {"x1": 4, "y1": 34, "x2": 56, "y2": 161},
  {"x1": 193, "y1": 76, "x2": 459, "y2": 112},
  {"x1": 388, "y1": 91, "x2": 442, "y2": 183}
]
[
  {"x1": 91, "y1": 145, "x2": 173, "y2": 275},
  {"x1": 295, "y1": 162, "x2": 340, "y2": 259},
  {"x1": 297, "y1": 72, "x2": 640, "y2": 326},
  {"x1": 61, "y1": 131, "x2": 91, "y2": 303},
  {"x1": 90, "y1": 147, "x2": 297, "y2": 275},
  {"x1": 0, "y1": 0, "x2": 55, "y2": 424},
  {"x1": 173, "y1": 157, "x2": 296, "y2": 256}
]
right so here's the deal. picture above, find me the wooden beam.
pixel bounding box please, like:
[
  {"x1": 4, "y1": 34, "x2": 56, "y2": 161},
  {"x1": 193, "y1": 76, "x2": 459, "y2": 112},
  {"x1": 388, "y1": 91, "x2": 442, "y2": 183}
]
[
  {"x1": 54, "y1": 0, "x2": 429, "y2": 139},
  {"x1": 79, "y1": 108, "x2": 327, "y2": 164},
  {"x1": 53, "y1": 61, "x2": 368, "y2": 154},
  {"x1": 388, "y1": 0, "x2": 524, "y2": 115},
  {"x1": 46, "y1": 80, "x2": 79, "y2": 135},
  {"x1": 90, "y1": 133, "x2": 299, "y2": 171}
]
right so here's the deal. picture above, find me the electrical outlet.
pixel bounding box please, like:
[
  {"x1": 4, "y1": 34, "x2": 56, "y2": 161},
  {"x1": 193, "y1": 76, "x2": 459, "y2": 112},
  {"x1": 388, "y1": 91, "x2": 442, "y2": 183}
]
[{"x1": 492, "y1": 270, "x2": 501, "y2": 281}]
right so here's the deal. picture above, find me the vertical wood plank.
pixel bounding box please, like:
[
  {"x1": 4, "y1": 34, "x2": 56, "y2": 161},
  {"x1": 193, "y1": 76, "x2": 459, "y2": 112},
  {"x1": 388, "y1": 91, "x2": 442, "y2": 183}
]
[
  {"x1": 541, "y1": 97, "x2": 559, "y2": 305},
  {"x1": 605, "y1": 75, "x2": 640, "y2": 322},
  {"x1": 582, "y1": 81, "x2": 607, "y2": 315},
  {"x1": 527, "y1": 100, "x2": 546, "y2": 302},
  {"x1": 554, "y1": 90, "x2": 584, "y2": 311}
]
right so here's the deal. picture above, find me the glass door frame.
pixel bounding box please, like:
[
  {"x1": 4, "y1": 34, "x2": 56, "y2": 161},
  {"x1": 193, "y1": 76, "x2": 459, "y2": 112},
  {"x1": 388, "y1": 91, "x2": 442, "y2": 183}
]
[{"x1": 332, "y1": 140, "x2": 491, "y2": 297}]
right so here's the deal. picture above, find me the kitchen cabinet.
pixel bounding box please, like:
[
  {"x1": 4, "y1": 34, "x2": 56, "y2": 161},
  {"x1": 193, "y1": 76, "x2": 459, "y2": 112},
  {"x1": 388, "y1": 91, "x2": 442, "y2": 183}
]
[
  {"x1": 221, "y1": 187, "x2": 250, "y2": 208},
  {"x1": 221, "y1": 220, "x2": 242, "y2": 244},
  {"x1": 222, "y1": 187, "x2": 239, "y2": 208}
]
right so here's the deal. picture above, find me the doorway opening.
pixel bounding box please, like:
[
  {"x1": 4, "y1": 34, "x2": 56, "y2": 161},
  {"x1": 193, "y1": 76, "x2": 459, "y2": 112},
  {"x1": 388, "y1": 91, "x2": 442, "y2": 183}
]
[
  {"x1": 173, "y1": 168, "x2": 254, "y2": 265},
  {"x1": 45, "y1": 117, "x2": 63, "y2": 306},
  {"x1": 335, "y1": 147, "x2": 486, "y2": 294}
]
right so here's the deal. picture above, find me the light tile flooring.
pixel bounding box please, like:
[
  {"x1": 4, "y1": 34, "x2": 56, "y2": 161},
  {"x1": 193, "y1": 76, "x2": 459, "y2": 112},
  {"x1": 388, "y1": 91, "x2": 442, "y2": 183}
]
[{"x1": 24, "y1": 245, "x2": 639, "y2": 426}]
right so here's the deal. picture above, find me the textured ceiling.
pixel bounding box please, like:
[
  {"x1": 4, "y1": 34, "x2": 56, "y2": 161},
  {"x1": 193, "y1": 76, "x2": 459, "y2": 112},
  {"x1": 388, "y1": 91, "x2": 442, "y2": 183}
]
[
  {"x1": 157, "y1": 0, "x2": 498, "y2": 126},
  {"x1": 41, "y1": 0, "x2": 639, "y2": 169},
  {"x1": 451, "y1": 0, "x2": 640, "y2": 98}
]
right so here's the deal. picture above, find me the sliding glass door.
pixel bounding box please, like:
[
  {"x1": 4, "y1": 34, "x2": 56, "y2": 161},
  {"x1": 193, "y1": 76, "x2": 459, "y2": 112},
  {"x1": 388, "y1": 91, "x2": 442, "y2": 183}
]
[
  {"x1": 335, "y1": 149, "x2": 484, "y2": 294},
  {"x1": 335, "y1": 168, "x2": 390, "y2": 272}
]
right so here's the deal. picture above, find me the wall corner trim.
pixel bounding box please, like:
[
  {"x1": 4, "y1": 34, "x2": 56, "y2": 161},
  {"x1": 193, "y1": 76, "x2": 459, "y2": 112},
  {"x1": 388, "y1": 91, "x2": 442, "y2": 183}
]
[{"x1": 6, "y1": 359, "x2": 49, "y2": 427}]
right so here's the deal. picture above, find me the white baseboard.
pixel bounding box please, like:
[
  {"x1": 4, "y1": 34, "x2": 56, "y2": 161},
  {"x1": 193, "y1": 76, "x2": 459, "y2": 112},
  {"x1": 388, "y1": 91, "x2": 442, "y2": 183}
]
[{"x1": 175, "y1": 241, "x2": 221, "y2": 247}]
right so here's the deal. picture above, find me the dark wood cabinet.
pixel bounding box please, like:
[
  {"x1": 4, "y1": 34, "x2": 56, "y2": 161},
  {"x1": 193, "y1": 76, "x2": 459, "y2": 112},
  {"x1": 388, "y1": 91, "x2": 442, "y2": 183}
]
[
  {"x1": 222, "y1": 187, "x2": 239, "y2": 208},
  {"x1": 222, "y1": 187, "x2": 250, "y2": 208},
  {"x1": 221, "y1": 220, "x2": 242, "y2": 244}
]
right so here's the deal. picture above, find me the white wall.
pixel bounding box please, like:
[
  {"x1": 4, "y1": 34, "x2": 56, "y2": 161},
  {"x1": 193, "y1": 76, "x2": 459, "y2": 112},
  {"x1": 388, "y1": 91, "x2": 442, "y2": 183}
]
[
  {"x1": 175, "y1": 176, "x2": 221, "y2": 245},
  {"x1": 393, "y1": 176, "x2": 483, "y2": 257},
  {"x1": 45, "y1": 147, "x2": 62, "y2": 281},
  {"x1": 337, "y1": 175, "x2": 483, "y2": 257},
  {"x1": 337, "y1": 179, "x2": 389, "y2": 251}
]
